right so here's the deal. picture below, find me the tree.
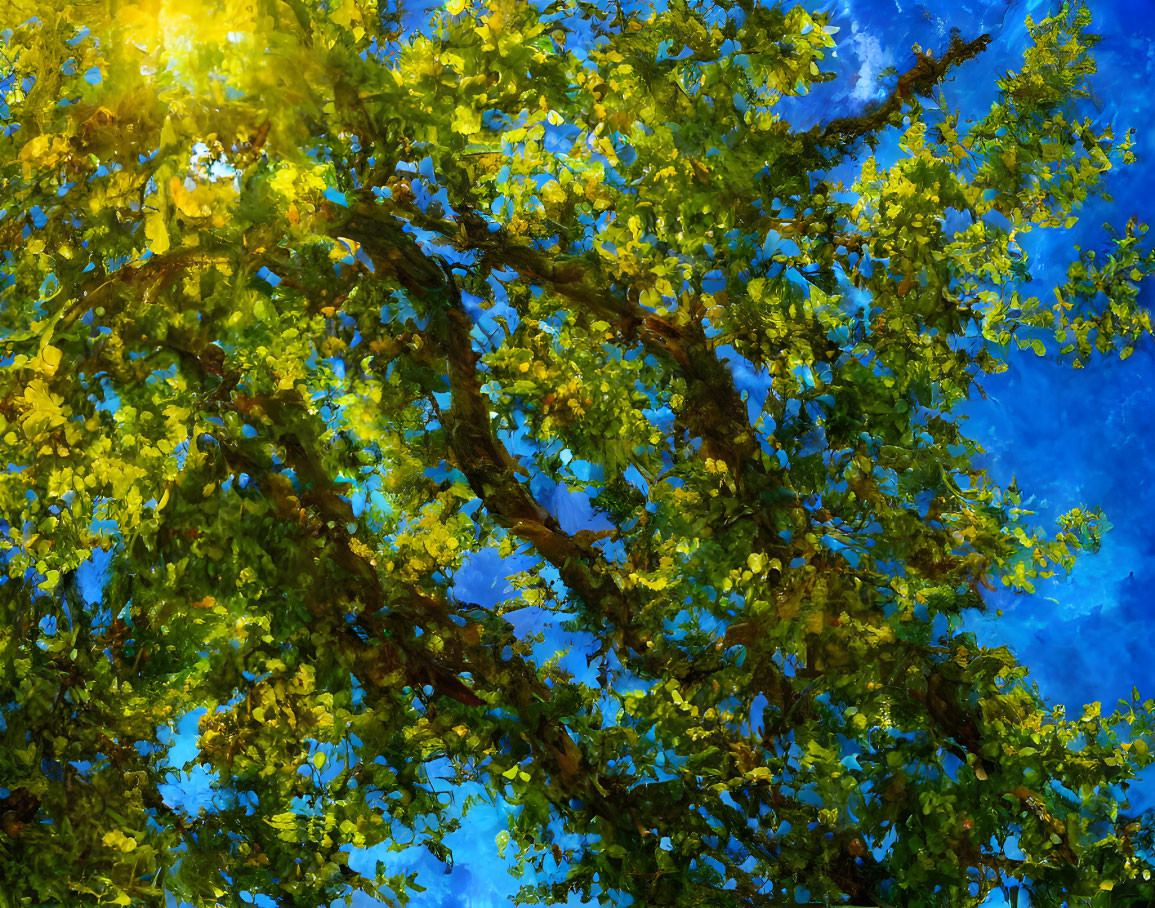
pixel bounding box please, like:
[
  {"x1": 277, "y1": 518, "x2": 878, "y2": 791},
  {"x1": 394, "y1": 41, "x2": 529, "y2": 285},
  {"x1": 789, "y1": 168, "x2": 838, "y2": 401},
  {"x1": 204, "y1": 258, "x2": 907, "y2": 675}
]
[{"x1": 1, "y1": 0, "x2": 1154, "y2": 904}]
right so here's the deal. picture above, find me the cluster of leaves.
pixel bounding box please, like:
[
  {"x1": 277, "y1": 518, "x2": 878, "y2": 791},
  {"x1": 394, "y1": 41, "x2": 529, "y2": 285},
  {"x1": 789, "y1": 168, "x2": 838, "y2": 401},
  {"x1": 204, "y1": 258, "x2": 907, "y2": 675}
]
[{"x1": 0, "y1": 0, "x2": 1154, "y2": 906}]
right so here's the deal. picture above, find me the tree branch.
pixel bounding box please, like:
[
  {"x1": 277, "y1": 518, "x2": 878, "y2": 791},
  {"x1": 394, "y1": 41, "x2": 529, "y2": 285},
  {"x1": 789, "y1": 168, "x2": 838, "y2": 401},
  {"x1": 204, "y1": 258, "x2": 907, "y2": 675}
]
[{"x1": 815, "y1": 32, "x2": 992, "y2": 146}]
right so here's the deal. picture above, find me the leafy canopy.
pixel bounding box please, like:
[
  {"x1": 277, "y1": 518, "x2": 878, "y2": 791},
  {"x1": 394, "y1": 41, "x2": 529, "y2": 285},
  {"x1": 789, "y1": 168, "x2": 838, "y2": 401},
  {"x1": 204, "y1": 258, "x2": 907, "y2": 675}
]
[{"x1": 1, "y1": 0, "x2": 1155, "y2": 906}]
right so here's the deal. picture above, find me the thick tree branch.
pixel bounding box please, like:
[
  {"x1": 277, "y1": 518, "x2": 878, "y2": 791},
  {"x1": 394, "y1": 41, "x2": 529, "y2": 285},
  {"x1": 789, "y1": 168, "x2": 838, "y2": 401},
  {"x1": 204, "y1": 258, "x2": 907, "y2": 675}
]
[
  {"x1": 431, "y1": 272, "x2": 650, "y2": 655},
  {"x1": 816, "y1": 32, "x2": 992, "y2": 145}
]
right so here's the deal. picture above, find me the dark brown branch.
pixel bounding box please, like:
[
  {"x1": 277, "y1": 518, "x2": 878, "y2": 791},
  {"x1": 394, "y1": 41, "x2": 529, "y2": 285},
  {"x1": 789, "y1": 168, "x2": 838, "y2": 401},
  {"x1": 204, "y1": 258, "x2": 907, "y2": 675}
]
[
  {"x1": 344, "y1": 201, "x2": 774, "y2": 491},
  {"x1": 210, "y1": 386, "x2": 597, "y2": 783},
  {"x1": 816, "y1": 32, "x2": 992, "y2": 145},
  {"x1": 431, "y1": 272, "x2": 649, "y2": 655}
]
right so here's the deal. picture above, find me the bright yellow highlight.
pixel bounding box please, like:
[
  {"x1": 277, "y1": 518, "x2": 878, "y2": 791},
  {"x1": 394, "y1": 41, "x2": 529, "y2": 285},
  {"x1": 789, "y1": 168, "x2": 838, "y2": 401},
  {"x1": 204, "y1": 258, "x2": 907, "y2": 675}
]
[{"x1": 116, "y1": 0, "x2": 258, "y2": 55}]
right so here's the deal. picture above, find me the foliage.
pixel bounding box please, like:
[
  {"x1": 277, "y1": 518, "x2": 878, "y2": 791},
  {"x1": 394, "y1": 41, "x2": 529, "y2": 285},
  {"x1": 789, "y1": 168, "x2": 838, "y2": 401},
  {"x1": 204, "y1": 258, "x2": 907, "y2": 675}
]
[{"x1": 0, "y1": 0, "x2": 1154, "y2": 905}]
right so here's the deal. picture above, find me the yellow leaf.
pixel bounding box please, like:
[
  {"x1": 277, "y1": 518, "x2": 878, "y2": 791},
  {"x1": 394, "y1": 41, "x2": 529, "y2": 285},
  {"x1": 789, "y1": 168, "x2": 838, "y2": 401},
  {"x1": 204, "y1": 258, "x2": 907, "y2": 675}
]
[
  {"x1": 265, "y1": 811, "x2": 298, "y2": 830},
  {"x1": 452, "y1": 104, "x2": 481, "y2": 136},
  {"x1": 33, "y1": 344, "x2": 62, "y2": 377},
  {"x1": 102, "y1": 829, "x2": 138, "y2": 852},
  {"x1": 446, "y1": 0, "x2": 467, "y2": 14},
  {"x1": 169, "y1": 176, "x2": 239, "y2": 222},
  {"x1": 170, "y1": 176, "x2": 203, "y2": 218},
  {"x1": 331, "y1": 0, "x2": 362, "y2": 27},
  {"x1": 145, "y1": 209, "x2": 170, "y2": 254},
  {"x1": 18, "y1": 135, "x2": 51, "y2": 163},
  {"x1": 22, "y1": 379, "x2": 66, "y2": 438}
]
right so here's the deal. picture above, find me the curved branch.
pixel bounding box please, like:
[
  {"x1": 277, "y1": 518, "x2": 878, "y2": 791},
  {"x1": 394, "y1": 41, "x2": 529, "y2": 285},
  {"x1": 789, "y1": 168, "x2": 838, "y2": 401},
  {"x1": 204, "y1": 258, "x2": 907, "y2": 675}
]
[{"x1": 430, "y1": 270, "x2": 649, "y2": 655}]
